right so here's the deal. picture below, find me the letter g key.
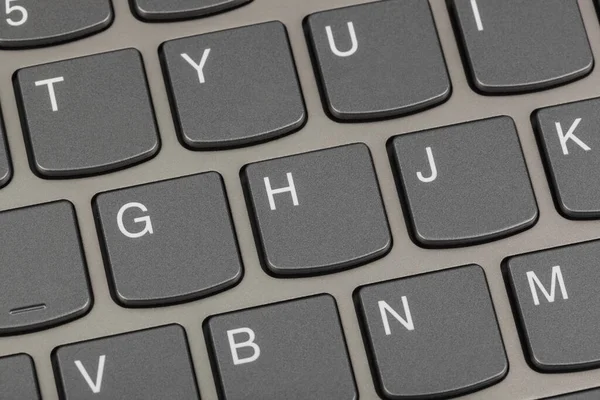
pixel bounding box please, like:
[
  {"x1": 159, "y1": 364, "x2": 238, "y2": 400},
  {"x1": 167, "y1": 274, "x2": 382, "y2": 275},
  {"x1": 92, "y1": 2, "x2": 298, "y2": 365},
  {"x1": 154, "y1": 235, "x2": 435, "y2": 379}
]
[{"x1": 117, "y1": 202, "x2": 153, "y2": 239}]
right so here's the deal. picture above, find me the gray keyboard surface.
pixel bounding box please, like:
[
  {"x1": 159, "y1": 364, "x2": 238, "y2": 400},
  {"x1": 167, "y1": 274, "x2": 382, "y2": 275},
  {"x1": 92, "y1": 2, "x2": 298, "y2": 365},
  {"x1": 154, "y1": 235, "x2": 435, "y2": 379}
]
[{"x1": 2, "y1": 0, "x2": 600, "y2": 399}]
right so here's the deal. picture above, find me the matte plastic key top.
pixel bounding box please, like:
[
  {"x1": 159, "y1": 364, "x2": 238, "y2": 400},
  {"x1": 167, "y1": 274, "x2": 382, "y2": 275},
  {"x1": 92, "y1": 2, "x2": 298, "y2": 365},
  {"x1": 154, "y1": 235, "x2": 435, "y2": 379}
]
[
  {"x1": 0, "y1": 0, "x2": 113, "y2": 49},
  {"x1": 161, "y1": 21, "x2": 306, "y2": 149},
  {"x1": 94, "y1": 172, "x2": 242, "y2": 307},
  {"x1": 132, "y1": 0, "x2": 252, "y2": 21},
  {"x1": 356, "y1": 265, "x2": 507, "y2": 399},
  {"x1": 306, "y1": 0, "x2": 450, "y2": 121},
  {"x1": 545, "y1": 388, "x2": 600, "y2": 400},
  {"x1": 205, "y1": 295, "x2": 357, "y2": 400},
  {"x1": 0, "y1": 354, "x2": 40, "y2": 400},
  {"x1": 505, "y1": 240, "x2": 600, "y2": 371},
  {"x1": 450, "y1": 0, "x2": 593, "y2": 93},
  {"x1": 534, "y1": 98, "x2": 600, "y2": 219},
  {"x1": 242, "y1": 144, "x2": 391, "y2": 276},
  {"x1": 389, "y1": 116, "x2": 538, "y2": 247},
  {"x1": 0, "y1": 201, "x2": 91, "y2": 335},
  {"x1": 15, "y1": 49, "x2": 159, "y2": 178},
  {"x1": 54, "y1": 325, "x2": 199, "y2": 399},
  {"x1": 0, "y1": 111, "x2": 12, "y2": 188}
]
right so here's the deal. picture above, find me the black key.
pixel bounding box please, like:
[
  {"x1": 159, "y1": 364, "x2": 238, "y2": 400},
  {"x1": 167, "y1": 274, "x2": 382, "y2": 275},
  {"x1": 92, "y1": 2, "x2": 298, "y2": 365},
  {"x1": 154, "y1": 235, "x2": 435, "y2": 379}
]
[
  {"x1": 306, "y1": 0, "x2": 450, "y2": 121},
  {"x1": 0, "y1": 111, "x2": 12, "y2": 188},
  {"x1": 53, "y1": 325, "x2": 199, "y2": 399},
  {"x1": 160, "y1": 21, "x2": 305, "y2": 149},
  {"x1": 242, "y1": 144, "x2": 391, "y2": 276},
  {"x1": 205, "y1": 295, "x2": 357, "y2": 400},
  {"x1": 389, "y1": 116, "x2": 538, "y2": 247},
  {"x1": 0, "y1": 354, "x2": 40, "y2": 400},
  {"x1": 131, "y1": 0, "x2": 252, "y2": 21},
  {"x1": 0, "y1": 0, "x2": 112, "y2": 49},
  {"x1": 545, "y1": 388, "x2": 600, "y2": 400},
  {"x1": 0, "y1": 201, "x2": 91, "y2": 335},
  {"x1": 450, "y1": 0, "x2": 593, "y2": 94},
  {"x1": 356, "y1": 265, "x2": 507, "y2": 399},
  {"x1": 15, "y1": 49, "x2": 159, "y2": 178},
  {"x1": 534, "y1": 98, "x2": 600, "y2": 219},
  {"x1": 505, "y1": 240, "x2": 600, "y2": 371},
  {"x1": 94, "y1": 172, "x2": 242, "y2": 307}
]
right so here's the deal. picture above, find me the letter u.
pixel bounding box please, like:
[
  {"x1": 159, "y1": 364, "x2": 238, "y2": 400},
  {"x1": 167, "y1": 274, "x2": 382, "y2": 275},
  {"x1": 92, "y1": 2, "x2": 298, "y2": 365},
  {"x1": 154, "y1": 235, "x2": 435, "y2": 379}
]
[{"x1": 325, "y1": 22, "x2": 358, "y2": 57}]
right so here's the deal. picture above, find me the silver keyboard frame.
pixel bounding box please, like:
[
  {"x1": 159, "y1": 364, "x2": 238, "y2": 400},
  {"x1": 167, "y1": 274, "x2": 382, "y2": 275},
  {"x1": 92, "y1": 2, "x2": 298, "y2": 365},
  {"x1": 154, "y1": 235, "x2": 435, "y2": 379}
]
[{"x1": 1, "y1": 1, "x2": 599, "y2": 399}]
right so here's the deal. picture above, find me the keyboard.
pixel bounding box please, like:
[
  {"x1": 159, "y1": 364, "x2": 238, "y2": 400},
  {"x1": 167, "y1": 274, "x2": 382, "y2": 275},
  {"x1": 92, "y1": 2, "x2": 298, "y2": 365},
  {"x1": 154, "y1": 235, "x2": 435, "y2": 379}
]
[{"x1": 2, "y1": 0, "x2": 600, "y2": 399}]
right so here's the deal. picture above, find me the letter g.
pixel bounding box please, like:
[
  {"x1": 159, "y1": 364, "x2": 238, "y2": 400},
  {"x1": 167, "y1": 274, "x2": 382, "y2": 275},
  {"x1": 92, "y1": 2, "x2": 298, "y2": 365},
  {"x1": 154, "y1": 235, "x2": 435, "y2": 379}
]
[{"x1": 117, "y1": 202, "x2": 154, "y2": 239}]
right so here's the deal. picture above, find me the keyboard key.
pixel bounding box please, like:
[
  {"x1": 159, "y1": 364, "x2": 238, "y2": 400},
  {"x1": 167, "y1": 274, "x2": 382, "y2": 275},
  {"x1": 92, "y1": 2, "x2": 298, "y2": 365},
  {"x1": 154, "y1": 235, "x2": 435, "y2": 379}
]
[
  {"x1": 54, "y1": 325, "x2": 199, "y2": 399},
  {"x1": 389, "y1": 116, "x2": 538, "y2": 247},
  {"x1": 0, "y1": 112, "x2": 12, "y2": 188},
  {"x1": 242, "y1": 144, "x2": 391, "y2": 276},
  {"x1": 0, "y1": 354, "x2": 40, "y2": 400},
  {"x1": 131, "y1": 0, "x2": 252, "y2": 21},
  {"x1": 94, "y1": 172, "x2": 242, "y2": 307},
  {"x1": 534, "y1": 98, "x2": 600, "y2": 219},
  {"x1": 356, "y1": 265, "x2": 507, "y2": 399},
  {"x1": 15, "y1": 49, "x2": 159, "y2": 178},
  {"x1": 306, "y1": 0, "x2": 450, "y2": 121},
  {"x1": 0, "y1": 0, "x2": 113, "y2": 49},
  {"x1": 161, "y1": 21, "x2": 305, "y2": 149},
  {"x1": 505, "y1": 240, "x2": 600, "y2": 371},
  {"x1": 545, "y1": 388, "x2": 600, "y2": 399},
  {"x1": 449, "y1": 0, "x2": 593, "y2": 94},
  {"x1": 205, "y1": 295, "x2": 357, "y2": 400},
  {"x1": 0, "y1": 201, "x2": 91, "y2": 335}
]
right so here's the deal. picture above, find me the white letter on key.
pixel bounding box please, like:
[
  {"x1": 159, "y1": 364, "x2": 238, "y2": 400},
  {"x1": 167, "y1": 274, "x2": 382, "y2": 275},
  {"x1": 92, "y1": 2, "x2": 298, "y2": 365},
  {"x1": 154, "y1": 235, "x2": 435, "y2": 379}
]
[
  {"x1": 74, "y1": 355, "x2": 106, "y2": 394},
  {"x1": 417, "y1": 146, "x2": 438, "y2": 183},
  {"x1": 325, "y1": 22, "x2": 358, "y2": 57},
  {"x1": 264, "y1": 172, "x2": 299, "y2": 211},
  {"x1": 117, "y1": 202, "x2": 154, "y2": 239},
  {"x1": 35, "y1": 77, "x2": 65, "y2": 112},
  {"x1": 470, "y1": 0, "x2": 484, "y2": 31},
  {"x1": 181, "y1": 49, "x2": 211, "y2": 84},
  {"x1": 556, "y1": 118, "x2": 591, "y2": 155},
  {"x1": 378, "y1": 298, "x2": 415, "y2": 335},
  {"x1": 527, "y1": 266, "x2": 568, "y2": 306},
  {"x1": 227, "y1": 327, "x2": 261, "y2": 365}
]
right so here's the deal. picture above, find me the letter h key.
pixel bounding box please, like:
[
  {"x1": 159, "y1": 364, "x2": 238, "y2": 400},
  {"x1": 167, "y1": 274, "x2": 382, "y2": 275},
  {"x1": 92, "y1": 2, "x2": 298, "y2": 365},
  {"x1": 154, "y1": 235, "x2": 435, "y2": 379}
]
[
  {"x1": 264, "y1": 173, "x2": 299, "y2": 211},
  {"x1": 242, "y1": 144, "x2": 391, "y2": 276}
]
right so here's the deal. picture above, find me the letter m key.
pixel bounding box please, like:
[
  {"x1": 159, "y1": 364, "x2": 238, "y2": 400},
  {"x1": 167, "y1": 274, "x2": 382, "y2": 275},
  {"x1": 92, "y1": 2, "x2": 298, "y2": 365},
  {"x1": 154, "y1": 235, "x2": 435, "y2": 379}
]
[{"x1": 526, "y1": 266, "x2": 569, "y2": 306}]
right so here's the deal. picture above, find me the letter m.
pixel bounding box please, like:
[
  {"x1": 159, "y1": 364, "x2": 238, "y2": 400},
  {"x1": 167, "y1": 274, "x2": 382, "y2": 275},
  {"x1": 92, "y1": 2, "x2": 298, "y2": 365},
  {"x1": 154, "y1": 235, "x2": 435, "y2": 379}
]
[{"x1": 526, "y1": 266, "x2": 568, "y2": 306}]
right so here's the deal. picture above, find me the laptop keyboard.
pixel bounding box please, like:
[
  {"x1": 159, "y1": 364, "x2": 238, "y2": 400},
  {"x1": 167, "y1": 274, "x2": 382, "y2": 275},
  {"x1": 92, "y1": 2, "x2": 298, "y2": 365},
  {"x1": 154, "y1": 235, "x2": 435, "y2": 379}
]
[{"x1": 2, "y1": 0, "x2": 600, "y2": 399}]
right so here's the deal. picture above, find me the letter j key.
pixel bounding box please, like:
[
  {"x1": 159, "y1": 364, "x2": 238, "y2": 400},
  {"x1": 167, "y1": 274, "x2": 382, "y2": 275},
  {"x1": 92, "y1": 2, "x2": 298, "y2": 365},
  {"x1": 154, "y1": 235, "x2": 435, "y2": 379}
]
[{"x1": 389, "y1": 116, "x2": 538, "y2": 247}]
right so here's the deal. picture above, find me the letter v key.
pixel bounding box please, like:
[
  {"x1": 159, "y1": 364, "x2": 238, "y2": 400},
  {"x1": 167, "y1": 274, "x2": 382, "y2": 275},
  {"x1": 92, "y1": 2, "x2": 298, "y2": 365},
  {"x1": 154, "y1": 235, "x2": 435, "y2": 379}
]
[{"x1": 75, "y1": 355, "x2": 106, "y2": 394}]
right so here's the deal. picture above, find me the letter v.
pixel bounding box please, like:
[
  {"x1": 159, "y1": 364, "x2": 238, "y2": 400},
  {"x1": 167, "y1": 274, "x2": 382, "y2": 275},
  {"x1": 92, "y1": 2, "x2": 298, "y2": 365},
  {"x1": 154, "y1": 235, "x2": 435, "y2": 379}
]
[{"x1": 75, "y1": 355, "x2": 106, "y2": 394}]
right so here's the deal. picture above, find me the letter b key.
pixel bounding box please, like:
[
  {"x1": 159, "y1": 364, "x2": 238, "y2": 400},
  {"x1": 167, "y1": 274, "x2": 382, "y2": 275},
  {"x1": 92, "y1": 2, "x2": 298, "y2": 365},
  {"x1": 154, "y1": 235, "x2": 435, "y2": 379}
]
[{"x1": 205, "y1": 295, "x2": 357, "y2": 399}]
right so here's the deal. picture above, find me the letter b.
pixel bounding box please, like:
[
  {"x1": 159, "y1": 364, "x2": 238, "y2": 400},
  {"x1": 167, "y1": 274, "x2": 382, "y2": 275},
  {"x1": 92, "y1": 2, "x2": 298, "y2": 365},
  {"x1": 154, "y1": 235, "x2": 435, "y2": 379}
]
[{"x1": 227, "y1": 327, "x2": 261, "y2": 365}]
